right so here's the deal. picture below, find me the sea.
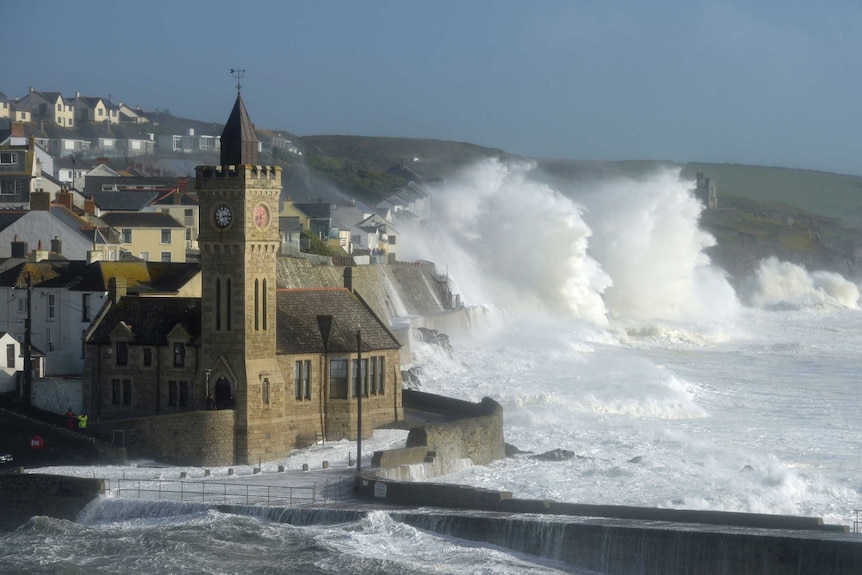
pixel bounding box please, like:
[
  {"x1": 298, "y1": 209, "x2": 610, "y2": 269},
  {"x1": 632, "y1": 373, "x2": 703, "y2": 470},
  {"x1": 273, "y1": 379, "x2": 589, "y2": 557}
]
[{"x1": 2, "y1": 161, "x2": 860, "y2": 574}]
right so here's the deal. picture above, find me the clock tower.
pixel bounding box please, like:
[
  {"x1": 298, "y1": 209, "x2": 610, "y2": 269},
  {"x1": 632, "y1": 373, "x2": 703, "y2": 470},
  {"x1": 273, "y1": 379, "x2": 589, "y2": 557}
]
[{"x1": 195, "y1": 93, "x2": 285, "y2": 464}]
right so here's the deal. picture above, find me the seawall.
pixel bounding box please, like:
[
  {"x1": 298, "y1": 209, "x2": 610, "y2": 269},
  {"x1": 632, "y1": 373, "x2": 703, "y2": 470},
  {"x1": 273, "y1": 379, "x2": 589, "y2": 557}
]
[
  {"x1": 0, "y1": 473, "x2": 105, "y2": 530},
  {"x1": 75, "y1": 499, "x2": 862, "y2": 575}
]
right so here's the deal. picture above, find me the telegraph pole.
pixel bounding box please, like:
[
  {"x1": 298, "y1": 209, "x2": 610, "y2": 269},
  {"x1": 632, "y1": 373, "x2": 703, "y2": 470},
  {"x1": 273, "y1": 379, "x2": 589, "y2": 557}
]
[{"x1": 22, "y1": 272, "x2": 32, "y2": 407}]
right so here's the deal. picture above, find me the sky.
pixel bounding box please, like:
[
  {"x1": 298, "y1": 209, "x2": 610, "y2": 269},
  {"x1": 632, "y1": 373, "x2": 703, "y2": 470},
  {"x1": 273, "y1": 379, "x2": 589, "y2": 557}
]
[{"x1": 3, "y1": 0, "x2": 862, "y2": 175}]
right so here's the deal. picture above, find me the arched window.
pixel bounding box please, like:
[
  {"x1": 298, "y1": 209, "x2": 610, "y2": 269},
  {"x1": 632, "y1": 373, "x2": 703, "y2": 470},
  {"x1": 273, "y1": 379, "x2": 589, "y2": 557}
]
[
  {"x1": 226, "y1": 278, "x2": 232, "y2": 330},
  {"x1": 262, "y1": 378, "x2": 270, "y2": 405},
  {"x1": 262, "y1": 278, "x2": 267, "y2": 330},
  {"x1": 254, "y1": 278, "x2": 260, "y2": 331},
  {"x1": 215, "y1": 278, "x2": 221, "y2": 330}
]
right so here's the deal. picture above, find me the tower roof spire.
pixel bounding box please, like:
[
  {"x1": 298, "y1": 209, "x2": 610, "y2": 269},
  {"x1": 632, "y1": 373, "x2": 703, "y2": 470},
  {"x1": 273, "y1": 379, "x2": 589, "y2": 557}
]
[{"x1": 220, "y1": 93, "x2": 258, "y2": 166}]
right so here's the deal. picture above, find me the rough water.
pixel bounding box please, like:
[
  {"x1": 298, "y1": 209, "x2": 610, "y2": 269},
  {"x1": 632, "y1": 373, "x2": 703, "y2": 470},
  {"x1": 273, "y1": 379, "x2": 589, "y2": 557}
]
[{"x1": 2, "y1": 161, "x2": 860, "y2": 573}]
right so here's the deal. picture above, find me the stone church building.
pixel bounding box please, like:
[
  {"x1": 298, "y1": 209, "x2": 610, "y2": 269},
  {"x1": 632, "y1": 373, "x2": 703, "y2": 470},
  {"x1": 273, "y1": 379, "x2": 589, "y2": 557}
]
[{"x1": 82, "y1": 95, "x2": 403, "y2": 465}]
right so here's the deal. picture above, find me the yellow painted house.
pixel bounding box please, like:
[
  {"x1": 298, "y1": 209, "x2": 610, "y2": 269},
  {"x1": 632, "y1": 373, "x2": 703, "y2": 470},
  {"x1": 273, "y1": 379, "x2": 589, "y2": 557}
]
[{"x1": 99, "y1": 212, "x2": 187, "y2": 262}]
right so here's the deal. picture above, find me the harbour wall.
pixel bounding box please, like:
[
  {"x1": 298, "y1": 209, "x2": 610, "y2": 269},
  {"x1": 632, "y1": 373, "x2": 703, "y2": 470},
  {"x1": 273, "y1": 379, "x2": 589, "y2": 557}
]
[{"x1": 0, "y1": 473, "x2": 105, "y2": 530}]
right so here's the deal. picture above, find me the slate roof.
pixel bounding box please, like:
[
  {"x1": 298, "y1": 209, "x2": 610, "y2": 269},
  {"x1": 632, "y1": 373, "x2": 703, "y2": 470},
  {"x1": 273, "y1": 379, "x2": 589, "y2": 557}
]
[
  {"x1": 275, "y1": 288, "x2": 400, "y2": 355},
  {"x1": 0, "y1": 261, "x2": 86, "y2": 288},
  {"x1": 57, "y1": 261, "x2": 199, "y2": 293},
  {"x1": 293, "y1": 203, "x2": 331, "y2": 219},
  {"x1": 220, "y1": 94, "x2": 258, "y2": 166},
  {"x1": 91, "y1": 190, "x2": 159, "y2": 211},
  {"x1": 0, "y1": 212, "x2": 26, "y2": 233},
  {"x1": 86, "y1": 296, "x2": 201, "y2": 346},
  {"x1": 100, "y1": 211, "x2": 184, "y2": 228},
  {"x1": 150, "y1": 190, "x2": 198, "y2": 207}
]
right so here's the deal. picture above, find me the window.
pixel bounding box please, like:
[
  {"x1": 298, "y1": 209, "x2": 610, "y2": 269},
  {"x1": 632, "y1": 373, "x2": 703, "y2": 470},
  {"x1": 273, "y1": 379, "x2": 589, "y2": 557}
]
[
  {"x1": 388, "y1": 235, "x2": 396, "y2": 245},
  {"x1": 215, "y1": 279, "x2": 221, "y2": 330},
  {"x1": 124, "y1": 379, "x2": 132, "y2": 405},
  {"x1": 140, "y1": 251, "x2": 149, "y2": 260},
  {"x1": 262, "y1": 378, "x2": 270, "y2": 405},
  {"x1": 352, "y1": 358, "x2": 368, "y2": 397},
  {"x1": 185, "y1": 227, "x2": 192, "y2": 241},
  {"x1": 97, "y1": 108, "x2": 103, "y2": 116},
  {"x1": 376, "y1": 357, "x2": 385, "y2": 394},
  {"x1": 6, "y1": 344, "x2": 14, "y2": 368},
  {"x1": 46, "y1": 294, "x2": 55, "y2": 320},
  {"x1": 294, "y1": 360, "x2": 311, "y2": 400},
  {"x1": 180, "y1": 381, "x2": 189, "y2": 407},
  {"x1": 0, "y1": 180, "x2": 22, "y2": 195},
  {"x1": 116, "y1": 342, "x2": 128, "y2": 366},
  {"x1": 173, "y1": 343, "x2": 185, "y2": 367},
  {"x1": 122, "y1": 229, "x2": 132, "y2": 243},
  {"x1": 168, "y1": 380, "x2": 177, "y2": 407},
  {"x1": 254, "y1": 279, "x2": 259, "y2": 331},
  {"x1": 17, "y1": 299, "x2": 25, "y2": 314},
  {"x1": 330, "y1": 358, "x2": 348, "y2": 399},
  {"x1": 184, "y1": 209, "x2": 194, "y2": 226},
  {"x1": 0, "y1": 152, "x2": 17, "y2": 164},
  {"x1": 82, "y1": 293, "x2": 91, "y2": 321},
  {"x1": 161, "y1": 252, "x2": 171, "y2": 262},
  {"x1": 112, "y1": 378, "x2": 132, "y2": 406},
  {"x1": 167, "y1": 380, "x2": 190, "y2": 407},
  {"x1": 161, "y1": 229, "x2": 171, "y2": 244},
  {"x1": 143, "y1": 348, "x2": 152, "y2": 367},
  {"x1": 46, "y1": 329, "x2": 53, "y2": 352}
]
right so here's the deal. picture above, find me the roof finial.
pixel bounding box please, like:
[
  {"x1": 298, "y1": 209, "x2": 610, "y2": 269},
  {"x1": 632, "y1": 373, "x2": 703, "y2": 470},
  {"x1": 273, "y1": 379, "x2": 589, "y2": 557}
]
[{"x1": 229, "y1": 68, "x2": 246, "y2": 94}]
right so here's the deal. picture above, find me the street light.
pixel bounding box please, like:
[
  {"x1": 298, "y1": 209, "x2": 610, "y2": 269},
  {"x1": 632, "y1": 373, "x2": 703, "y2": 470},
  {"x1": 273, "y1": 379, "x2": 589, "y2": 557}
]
[{"x1": 355, "y1": 329, "x2": 362, "y2": 474}]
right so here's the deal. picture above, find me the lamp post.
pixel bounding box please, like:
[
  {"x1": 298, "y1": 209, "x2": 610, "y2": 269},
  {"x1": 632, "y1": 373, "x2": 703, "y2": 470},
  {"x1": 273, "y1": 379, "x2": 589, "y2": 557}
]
[
  {"x1": 355, "y1": 329, "x2": 362, "y2": 474},
  {"x1": 22, "y1": 272, "x2": 32, "y2": 407}
]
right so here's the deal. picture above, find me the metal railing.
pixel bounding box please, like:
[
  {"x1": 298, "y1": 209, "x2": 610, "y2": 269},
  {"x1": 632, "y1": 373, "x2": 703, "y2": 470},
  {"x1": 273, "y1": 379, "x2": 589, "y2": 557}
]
[{"x1": 106, "y1": 477, "x2": 352, "y2": 507}]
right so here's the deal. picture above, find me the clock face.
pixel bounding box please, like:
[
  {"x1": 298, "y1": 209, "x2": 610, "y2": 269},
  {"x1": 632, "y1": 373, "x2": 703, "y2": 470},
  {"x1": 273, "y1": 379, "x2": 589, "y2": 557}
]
[
  {"x1": 254, "y1": 204, "x2": 270, "y2": 228},
  {"x1": 214, "y1": 205, "x2": 232, "y2": 228}
]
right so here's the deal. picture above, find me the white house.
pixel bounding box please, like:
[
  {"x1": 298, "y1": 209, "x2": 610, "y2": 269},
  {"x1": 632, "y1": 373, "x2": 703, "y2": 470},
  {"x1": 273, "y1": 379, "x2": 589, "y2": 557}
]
[{"x1": 0, "y1": 332, "x2": 23, "y2": 392}]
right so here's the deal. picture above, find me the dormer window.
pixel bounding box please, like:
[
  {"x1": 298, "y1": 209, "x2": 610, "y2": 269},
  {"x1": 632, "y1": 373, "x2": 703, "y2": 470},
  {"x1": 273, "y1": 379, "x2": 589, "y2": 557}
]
[
  {"x1": 116, "y1": 341, "x2": 128, "y2": 366},
  {"x1": 173, "y1": 343, "x2": 185, "y2": 367}
]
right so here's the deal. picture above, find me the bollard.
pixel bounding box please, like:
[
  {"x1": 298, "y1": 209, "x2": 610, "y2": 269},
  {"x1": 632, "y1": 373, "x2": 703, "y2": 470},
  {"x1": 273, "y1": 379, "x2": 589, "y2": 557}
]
[
  {"x1": 228, "y1": 468, "x2": 234, "y2": 476},
  {"x1": 278, "y1": 465, "x2": 285, "y2": 473},
  {"x1": 302, "y1": 463, "x2": 309, "y2": 472},
  {"x1": 322, "y1": 460, "x2": 329, "y2": 469},
  {"x1": 204, "y1": 469, "x2": 211, "y2": 477},
  {"x1": 180, "y1": 471, "x2": 187, "y2": 479}
]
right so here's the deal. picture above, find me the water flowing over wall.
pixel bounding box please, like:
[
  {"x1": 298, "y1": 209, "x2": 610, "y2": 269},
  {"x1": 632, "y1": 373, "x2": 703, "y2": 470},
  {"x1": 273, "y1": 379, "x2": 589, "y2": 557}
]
[{"x1": 69, "y1": 499, "x2": 862, "y2": 574}]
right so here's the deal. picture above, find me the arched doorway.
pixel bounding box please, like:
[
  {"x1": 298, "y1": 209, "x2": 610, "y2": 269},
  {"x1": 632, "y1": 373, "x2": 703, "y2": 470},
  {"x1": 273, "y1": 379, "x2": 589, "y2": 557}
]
[{"x1": 214, "y1": 377, "x2": 233, "y2": 409}]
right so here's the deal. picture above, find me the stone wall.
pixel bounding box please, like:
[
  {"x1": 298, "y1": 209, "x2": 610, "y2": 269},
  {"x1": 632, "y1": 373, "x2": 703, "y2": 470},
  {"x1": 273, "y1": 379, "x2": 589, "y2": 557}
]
[
  {"x1": 0, "y1": 473, "x2": 104, "y2": 530},
  {"x1": 90, "y1": 409, "x2": 235, "y2": 466},
  {"x1": 403, "y1": 389, "x2": 505, "y2": 466}
]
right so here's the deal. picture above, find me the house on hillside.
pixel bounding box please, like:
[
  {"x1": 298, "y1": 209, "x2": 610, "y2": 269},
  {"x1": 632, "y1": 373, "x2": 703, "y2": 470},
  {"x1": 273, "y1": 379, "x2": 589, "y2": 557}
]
[
  {"x1": 0, "y1": 202, "x2": 122, "y2": 261},
  {"x1": 15, "y1": 89, "x2": 75, "y2": 128},
  {"x1": 99, "y1": 211, "x2": 186, "y2": 263},
  {"x1": 71, "y1": 94, "x2": 119, "y2": 125},
  {"x1": 0, "y1": 260, "x2": 200, "y2": 378},
  {"x1": 351, "y1": 213, "x2": 399, "y2": 262},
  {"x1": 0, "y1": 136, "x2": 43, "y2": 209}
]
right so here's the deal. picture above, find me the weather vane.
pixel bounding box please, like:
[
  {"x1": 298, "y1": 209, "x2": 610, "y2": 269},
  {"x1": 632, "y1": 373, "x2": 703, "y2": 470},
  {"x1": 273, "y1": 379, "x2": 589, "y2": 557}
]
[{"x1": 229, "y1": 68, "x2": 246, "y2": 94}]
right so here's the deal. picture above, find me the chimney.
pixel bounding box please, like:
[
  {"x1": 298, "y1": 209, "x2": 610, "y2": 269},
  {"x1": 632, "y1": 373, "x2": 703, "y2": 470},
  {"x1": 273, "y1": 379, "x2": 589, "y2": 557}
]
[
  {"x1": 87, "y1": 249, "x2": 103, "y2": 264},
  {"x1": 343, "y1": 266, "x2": 353, "y2": 292},
  {"x1": 50, "y1": 236, "x2": 62, "y2": 255},
  {"x1": 10, "y1": 123, "x2": 24, "y2": 138},
  {"x1": 29, "y1": 190, "x2": 51, "y2": 211},
  {"x1": 32, "y1": 240, "x2": 49, "y2": 262},
  {"x1": 55, "y1": 189, "x2": 73, "y2": 210},
  {"x1": 10, "y1": 236, "x2": 28, "y2": 258},
  {"x1": 84, "y1": 198, "x2": 95, "y2": 216},
  {"x1": 108, "y1": 276, "x2": 127, "y2": 303},
  {"x1": 96, "y1": 157, "x2": 109, "y2": 166},
  {"x1": 177, "y1": 177, "x2": 188, "y2": 194}
]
